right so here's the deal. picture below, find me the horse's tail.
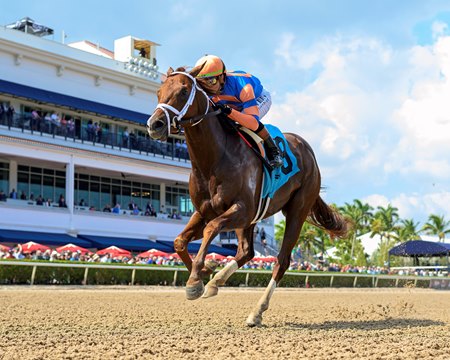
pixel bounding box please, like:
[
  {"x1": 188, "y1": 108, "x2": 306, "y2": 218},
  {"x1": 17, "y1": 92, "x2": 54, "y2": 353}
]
[{"x1": 308, "y1": 196, "x2": 349, "y2": 238}]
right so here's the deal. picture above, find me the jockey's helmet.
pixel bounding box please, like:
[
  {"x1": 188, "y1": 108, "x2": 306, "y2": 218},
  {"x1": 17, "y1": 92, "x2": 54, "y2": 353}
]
[{"x1": 195, "y1": 55, "x2": 226, "y2": 78}]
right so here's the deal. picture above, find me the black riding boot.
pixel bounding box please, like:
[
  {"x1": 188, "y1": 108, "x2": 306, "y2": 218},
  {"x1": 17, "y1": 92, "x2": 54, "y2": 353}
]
[{"x1": 256, "y1": 126, "x2": 283, "y2": 168}]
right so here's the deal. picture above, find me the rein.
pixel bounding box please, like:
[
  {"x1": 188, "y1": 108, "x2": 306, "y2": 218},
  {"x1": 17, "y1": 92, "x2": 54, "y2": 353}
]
[{"x1": 149, "y1": 71, "x2": 215, "y2": 138}]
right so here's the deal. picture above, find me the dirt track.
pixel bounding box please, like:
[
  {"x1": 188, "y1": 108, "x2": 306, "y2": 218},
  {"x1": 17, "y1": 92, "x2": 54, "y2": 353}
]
[{"x1": 0, "y1": 287, "x2": 449, "y2": 360}]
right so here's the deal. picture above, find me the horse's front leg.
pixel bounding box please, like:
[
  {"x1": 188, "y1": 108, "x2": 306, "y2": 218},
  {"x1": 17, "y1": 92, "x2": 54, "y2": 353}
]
[
  {"x1": 186, "y1": 202, "x2": 246, "y2": 300},
  {"x1": 174, "y1": 211, "x2": 205, "y2": 272},
  {"x1": 203, "y1": 225, "x2": 255, "y2": 298}
]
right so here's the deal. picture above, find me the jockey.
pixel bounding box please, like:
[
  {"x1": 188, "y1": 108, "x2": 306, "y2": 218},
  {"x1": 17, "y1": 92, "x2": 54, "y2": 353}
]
[{"x1": 194, "y1": 55, "x2": 283, "y2": 168}]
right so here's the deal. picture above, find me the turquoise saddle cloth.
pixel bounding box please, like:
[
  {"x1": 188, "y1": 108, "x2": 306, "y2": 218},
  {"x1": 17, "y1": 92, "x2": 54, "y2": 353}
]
[{"x1": 261, "y1": 124, "x2": 300, "y2": 198}]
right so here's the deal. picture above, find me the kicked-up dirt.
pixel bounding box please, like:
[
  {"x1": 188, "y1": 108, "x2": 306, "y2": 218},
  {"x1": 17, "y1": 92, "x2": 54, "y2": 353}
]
[{"x1": 0, "y1": 286, "x2": 449, "y2": 359}]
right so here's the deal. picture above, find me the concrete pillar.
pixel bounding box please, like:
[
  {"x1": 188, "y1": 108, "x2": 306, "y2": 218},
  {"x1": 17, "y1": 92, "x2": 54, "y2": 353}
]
[
  {"x1": 66, "y1": 156, "x2": 74, "y2": 215},
  {"x1": 9, "y1": 160, "x2": 17, "y2": 193},
  {"x1": 159, "y1": 182, "x2": 166, "y2": 213}
]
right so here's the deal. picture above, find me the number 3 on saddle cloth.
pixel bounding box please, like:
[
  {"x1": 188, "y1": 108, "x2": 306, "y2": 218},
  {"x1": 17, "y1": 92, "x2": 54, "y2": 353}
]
[{"x1": 238, "y1": 124, "x2": 300, "y2": 224}]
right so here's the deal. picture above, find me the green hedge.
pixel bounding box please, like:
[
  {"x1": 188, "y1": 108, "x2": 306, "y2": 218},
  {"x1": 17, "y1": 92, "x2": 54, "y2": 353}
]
[{"x1": 0, "y1": 261, "x2": 438, "y2": 288}]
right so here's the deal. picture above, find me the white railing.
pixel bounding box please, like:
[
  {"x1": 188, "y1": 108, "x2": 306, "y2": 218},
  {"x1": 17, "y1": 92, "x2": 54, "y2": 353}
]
[{"x1": 1, "y1": 260, "x2": 449, "y2": 288}]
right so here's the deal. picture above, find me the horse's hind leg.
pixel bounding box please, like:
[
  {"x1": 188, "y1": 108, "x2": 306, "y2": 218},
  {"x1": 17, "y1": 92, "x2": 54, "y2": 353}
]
[
  {"x1": 203, "y1": 225, "x2": 255, "y2": 298},
  {"x1": 247, "y1": 189, "x2": 317, "y2": 327}
]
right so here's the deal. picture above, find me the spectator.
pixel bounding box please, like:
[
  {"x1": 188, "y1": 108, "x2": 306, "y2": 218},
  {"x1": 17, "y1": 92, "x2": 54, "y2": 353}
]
[
  {"x1": 67, "y1": 118, "x2": 75, "y2": 138},
  {"x1": 0, "y1": 190, "x2": 7, "y2": 201},
  {"x1": 0, "y1": 103, "x2": 4, "y2": 122},
  {"x1": 58, "y1": 194, "x2": 67, "y2": 208},
  {"x1": 29, "y1": 193, "x2": 35, "y2": 201},
  {"x1": 31, "y1": 110, "x2": 41, "y2": 131},
  {"x1": 122, "y1": 128, "x2": 129, "y2": 147},
  {"x1": 79, "y1": 199, "x2": 86, "y2": 207},
  {"x1": 20, "y1": 191, "x2": 27, "y2": 200},
  {"x1": 139, "y1": 47, "x2": 147, "y2": 58},
  {"x1": 86, "y1": 120, "x2": 94, "y2": 141},
  {"x1": 45, "y1": 198, "x2": 53, "y2": 207},
  {"x1": 6, "y1": 105, "x2": 15, "y2": 126},
  {"x1": 145, "y1": 202, "x2": 156, "y2": 217},
  {"x1": 112, "y1": 203, "x2": 121, "y2": 214},
  {"x1": 9, "y1": 189, "x2": 17, "y2": 199},
  {"x1": 103, "y1": 204, "x2": 112, "y2": 212},
  {"x1": 50, "y1": 112, "x2": 60, "y2": 133},
  {"x1": 96, "y1": 123, "x2": 103, "y2": 143},
  {"x1": 35, "y1": 195, "x2": 44, "y2": 206}
]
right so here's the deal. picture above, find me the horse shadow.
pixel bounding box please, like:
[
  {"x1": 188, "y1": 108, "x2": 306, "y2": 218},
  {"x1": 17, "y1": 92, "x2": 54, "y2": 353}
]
[{"x1": 283, "y1": 318, "x2": 445, "y2": 331}]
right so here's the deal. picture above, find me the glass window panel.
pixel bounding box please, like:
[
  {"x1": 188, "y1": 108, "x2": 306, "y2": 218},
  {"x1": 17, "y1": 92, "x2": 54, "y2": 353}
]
[
  {"x1": 55, "y1": 177, "x2": 65, "y2": 190},
  {"x1": 111, "y1": 185, "x2": 121, "y2": 206},
  {"x1": 31, "y1": 167, "x2": 42, "y2": 174},
  {"x1": 55, "y1": 170, "x2": 65, "y2": 177},
  {"x1": 43, "y1": 169, "x2": 55, "y2": 175},
  {"x1": 30, "y1": 173, "x2": 42, "y2": 185},
  {"x1": 89, "y1": 182, "x2": 100, "y2": 210},
  {"x1": 43, "y1": 176, "x2": 54, "y2": 186}
]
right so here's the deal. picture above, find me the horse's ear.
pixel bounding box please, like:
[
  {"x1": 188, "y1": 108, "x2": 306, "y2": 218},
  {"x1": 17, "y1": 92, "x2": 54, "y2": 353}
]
[
  {"x1": 190, "y1": 62, "x2": 205, "y2": 78},
  {"x1": 167, "y1": 67, "x2": 174, "y2": 76}
]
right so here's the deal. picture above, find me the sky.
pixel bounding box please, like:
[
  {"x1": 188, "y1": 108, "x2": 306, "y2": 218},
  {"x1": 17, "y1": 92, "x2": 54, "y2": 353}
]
[{"x1": 2, "y1": 0, "x2": 450, "y2": 226}]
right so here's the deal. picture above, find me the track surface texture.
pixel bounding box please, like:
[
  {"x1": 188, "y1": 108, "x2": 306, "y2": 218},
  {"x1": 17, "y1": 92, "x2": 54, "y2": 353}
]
[{"x1": 0, "y1": 287, "x2": 449, "y2": 360}]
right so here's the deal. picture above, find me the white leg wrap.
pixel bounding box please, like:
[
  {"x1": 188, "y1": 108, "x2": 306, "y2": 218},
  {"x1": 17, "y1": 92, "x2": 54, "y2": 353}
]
[{"x1": 213, "y1": 260, "x2": 239, "y2": 286}]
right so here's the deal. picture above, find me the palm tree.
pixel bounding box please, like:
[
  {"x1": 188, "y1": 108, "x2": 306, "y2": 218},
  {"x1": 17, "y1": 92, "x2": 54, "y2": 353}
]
[
  {"x1": 392, "y1": 219, "x2": 421, "y2": 243},
  {"x1": 370, "y1": 204, "x2": 399, "y2": 266},
  {"x1": 422, "y1": 214, "x2": 450, "y2": 242},
  {"x1": 340, "y1": 200, "x2": 373, "y2": 259}
]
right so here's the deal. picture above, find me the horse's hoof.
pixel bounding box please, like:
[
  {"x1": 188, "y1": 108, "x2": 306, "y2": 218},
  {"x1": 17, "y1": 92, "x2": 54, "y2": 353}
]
[
  {"x1": 246, "y1": 313, "x2": 262, "y2": 327},
  {"x1": 185, "y1": 282, "x2": 205, "y2": 300},
  {"x1": 202, "y1": 285, "x2": 218, "y2": 299},
  {"x1": 204, "y1": 260, "x2": 219, "y2": 273}
]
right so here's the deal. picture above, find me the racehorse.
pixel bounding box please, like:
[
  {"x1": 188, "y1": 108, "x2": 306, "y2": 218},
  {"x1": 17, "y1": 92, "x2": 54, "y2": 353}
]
[{"x1": 147, "y1": 65, "x2": 348, "y2": 326}]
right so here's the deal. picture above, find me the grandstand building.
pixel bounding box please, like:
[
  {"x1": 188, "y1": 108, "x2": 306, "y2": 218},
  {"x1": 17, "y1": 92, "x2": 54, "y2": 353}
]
[{"x1": 0, "y1": 19, "x2": 275, "y2": 254}]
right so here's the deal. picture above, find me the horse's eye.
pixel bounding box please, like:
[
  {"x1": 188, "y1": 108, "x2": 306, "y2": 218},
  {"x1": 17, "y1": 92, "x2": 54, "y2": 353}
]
[{"x1": 181, "y1": 88, "x2": 188, "y2": 97}]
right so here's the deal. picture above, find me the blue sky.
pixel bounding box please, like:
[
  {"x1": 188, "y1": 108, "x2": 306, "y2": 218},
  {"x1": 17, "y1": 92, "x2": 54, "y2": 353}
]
[{"x1": 2, "y1": 0, "x2": 450, "y2": 225}]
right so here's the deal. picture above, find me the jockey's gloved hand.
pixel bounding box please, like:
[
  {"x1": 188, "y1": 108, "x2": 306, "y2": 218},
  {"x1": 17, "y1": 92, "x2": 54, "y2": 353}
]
[{"x1": 215, "y1": 103, "x2": 232, "y2": 115}]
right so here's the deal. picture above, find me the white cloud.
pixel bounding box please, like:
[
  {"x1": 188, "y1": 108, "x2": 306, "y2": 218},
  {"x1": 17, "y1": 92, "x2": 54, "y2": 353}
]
[{"x1": 268, "y1": 30, "x2": 450, "y2": 224}]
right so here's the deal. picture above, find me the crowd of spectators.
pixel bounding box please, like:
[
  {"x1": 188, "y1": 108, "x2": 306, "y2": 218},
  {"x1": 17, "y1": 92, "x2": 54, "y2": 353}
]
[
  {"x1": 1, "y1": 190, "x2": 182, "y2": 219},
  {"x1": 1, "y1": 244, "x2": 447, "y2": 277},
  {"x1": 1, "y1": 106, "x2": 190, "y2": 160}
]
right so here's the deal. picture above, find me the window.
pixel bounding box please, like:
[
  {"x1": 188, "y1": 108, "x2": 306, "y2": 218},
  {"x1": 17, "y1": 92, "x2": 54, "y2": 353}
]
[{"x1": 0, "y1": 162, "x2": 9, "y2": 194}]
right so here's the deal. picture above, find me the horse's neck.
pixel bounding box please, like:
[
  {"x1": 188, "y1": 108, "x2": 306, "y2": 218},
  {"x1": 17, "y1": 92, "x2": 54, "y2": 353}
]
[{"x1": 184, "y1": 115, "x2": 227, "y2": 174}]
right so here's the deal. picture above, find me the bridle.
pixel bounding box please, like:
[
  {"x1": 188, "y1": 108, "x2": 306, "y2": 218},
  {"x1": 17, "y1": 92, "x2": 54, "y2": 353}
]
[{"x1": 147, "y1": 71, "x2": 220, "y2": 138}]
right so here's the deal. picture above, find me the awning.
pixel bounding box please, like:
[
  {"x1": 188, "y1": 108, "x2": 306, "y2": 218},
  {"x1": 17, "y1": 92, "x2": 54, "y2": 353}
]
[
  {"x1": 389, "y1": 240, "x2": 450, "y2": 257},
  {"x1": 0, "y1": 79, "x2": 149, "y2": 125},
  {"x1": 0, "y1": 229, "x2": 92, "y2": 247},
  {"x1": 156, "y1": 240, "x2": 236, "y2": 256},
  {"x1": 78, "y1": 234, "x2": 173, "y2": 252}
]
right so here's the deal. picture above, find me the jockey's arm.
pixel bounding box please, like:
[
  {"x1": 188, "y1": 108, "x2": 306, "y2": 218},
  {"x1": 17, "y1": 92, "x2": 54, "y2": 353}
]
[{"x1": 227, "y1": 83, "x2": 260, "y2": 131}]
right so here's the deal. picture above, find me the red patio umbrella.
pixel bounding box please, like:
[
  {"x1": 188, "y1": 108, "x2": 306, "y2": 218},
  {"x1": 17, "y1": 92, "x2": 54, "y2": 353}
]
[
  {"x1": 254, "y1": 255, "x2": 277, "y2": 262},
  {"x1": 205, "y1": 252, "x2": 226, "y2": 261},
  {"x1": 0, "y1": 244, "x2": 10, "y2": 252},
  {"x1": 96, "y1": 246, "x2": 131, "y2": 258},
  {"x1": 56, "y1": 243, "x2": 90, "y2": 254},
  {"x1": 169, "y1": 252, "x2": 181, "y2": 259},
  {"x1": 137, "y1": 249, "x2": 169, "y2": 258},
  {"x1": 20, "y1": 241, "x2": 51, "y2": 254}
]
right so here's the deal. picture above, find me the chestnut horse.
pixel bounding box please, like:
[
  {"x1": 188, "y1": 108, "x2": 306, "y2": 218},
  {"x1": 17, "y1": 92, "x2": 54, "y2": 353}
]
[{"x1": 147, "y1": 65, "x2": 348, "y2": 326}]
